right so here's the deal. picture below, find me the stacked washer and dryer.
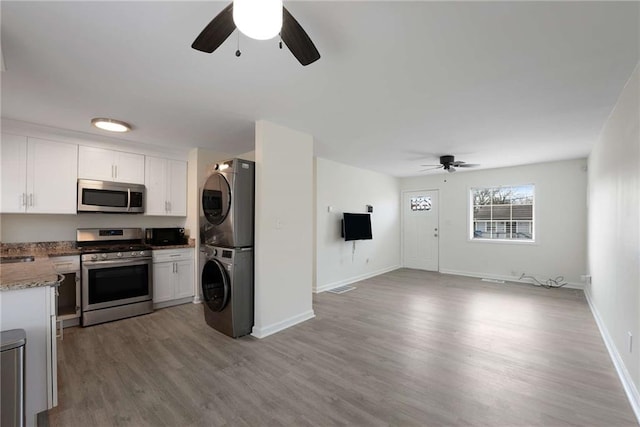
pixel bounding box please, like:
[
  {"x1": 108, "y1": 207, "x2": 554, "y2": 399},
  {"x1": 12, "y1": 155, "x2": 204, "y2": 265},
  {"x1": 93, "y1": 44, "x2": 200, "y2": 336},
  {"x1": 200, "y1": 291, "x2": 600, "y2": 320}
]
[{"x1": 199, "y1": 159, "x2": 255, "y2": 338}]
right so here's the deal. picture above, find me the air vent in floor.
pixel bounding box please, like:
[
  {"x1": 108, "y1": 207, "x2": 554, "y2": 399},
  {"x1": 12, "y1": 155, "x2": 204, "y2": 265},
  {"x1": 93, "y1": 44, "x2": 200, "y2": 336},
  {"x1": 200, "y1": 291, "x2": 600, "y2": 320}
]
[{"x1": 327, "y1": 286, "x2": 357, "y2": 294}]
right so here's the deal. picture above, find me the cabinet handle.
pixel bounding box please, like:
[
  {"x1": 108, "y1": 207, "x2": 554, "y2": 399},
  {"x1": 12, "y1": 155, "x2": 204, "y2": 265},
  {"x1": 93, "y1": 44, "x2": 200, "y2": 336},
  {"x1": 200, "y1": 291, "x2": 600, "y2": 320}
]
[
  {"x1": 168, "y1": 201, "x2": 171, "y2": 212},
  {"x1": 20, "y1": 193, "x2": 26, "y2": 207},
  {"x1": 115, "y1": 165, "x2": 118, "y2": 178},
  {"x1": 29, "y1": 193, "x2": 34, "y2": 207},
  {"x1": 111, "y1": 165, "x2": 114, "y2": 178}
]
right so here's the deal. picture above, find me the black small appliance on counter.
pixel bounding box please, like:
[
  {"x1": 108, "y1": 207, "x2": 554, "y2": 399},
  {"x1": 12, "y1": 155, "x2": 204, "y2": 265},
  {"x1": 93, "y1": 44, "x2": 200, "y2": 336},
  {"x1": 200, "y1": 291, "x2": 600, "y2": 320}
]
[{"x1": 145, "y1": 228, "x2": 187, "y2": 246}]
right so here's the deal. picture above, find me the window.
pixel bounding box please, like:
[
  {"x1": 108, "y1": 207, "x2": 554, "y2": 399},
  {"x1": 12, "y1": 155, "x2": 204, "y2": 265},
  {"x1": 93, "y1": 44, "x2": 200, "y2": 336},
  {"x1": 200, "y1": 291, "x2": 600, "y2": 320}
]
[
  {"x1": 470, "y1": 185, "x2": 534, "y2": 241},
  {"x1": 410, "y1": 196, "x2": 432, "y2": 211}
]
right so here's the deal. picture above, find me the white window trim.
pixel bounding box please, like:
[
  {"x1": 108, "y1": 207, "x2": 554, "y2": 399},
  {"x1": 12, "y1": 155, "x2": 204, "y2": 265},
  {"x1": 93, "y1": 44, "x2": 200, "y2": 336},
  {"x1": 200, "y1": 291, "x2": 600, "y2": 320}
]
[{"x1": 467, "y1": 184, "x2": 536, "y2": 244}]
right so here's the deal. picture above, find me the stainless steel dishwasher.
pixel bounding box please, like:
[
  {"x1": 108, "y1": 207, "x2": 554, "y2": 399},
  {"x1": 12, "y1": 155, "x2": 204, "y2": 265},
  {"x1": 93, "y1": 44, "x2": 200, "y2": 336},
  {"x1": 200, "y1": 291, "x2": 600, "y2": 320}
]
[{"x1": 1, "y1": 329, "x2": 26, "y2": 427}]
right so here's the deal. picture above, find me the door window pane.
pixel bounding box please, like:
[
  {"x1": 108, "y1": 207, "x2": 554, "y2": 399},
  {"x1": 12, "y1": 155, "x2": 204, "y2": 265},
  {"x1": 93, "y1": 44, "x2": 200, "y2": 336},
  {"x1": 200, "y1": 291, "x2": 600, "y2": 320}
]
[{"x1": 411, "y1": 196, "x2": 432, "y2": 211}]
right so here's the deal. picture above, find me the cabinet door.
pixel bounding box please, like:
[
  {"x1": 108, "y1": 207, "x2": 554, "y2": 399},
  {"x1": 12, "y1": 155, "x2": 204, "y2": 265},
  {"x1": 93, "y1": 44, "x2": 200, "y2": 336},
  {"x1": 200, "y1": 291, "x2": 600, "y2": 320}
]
[
  {"x1": 0, "y1": 134, "x2": 27, "y2": 213},
  {"x1": 153, "y1": 262, "x2": 175, "y2": 303},
  {"x1": 47, "y1": 286, "x2": 58, "y2": 408},
  {"x1": 78, "y1": 146, "x2": 115, "y2": 181},
  {"x1": 27, "y1": 138, "x2": 78, "y2": 214},
  {"x1": 144, "y1": 156, "x2": 167, "y2": 216},
  {"x1": 167, "y1": 160, "x2": 187, "y2": 216},
  {"x1": 115, "y1": 151, "x2": 144, "y2": 184},
  {"x1": 175, "y1": 259, "x2": 194, "y2": 299}
]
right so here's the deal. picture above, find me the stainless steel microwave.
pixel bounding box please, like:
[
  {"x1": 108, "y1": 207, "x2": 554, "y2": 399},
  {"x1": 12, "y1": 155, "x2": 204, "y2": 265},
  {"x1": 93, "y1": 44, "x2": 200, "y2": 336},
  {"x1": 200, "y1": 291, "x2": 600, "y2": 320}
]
[{"x1": 77, "y1": 179, "x2": 145, "y2": 213}]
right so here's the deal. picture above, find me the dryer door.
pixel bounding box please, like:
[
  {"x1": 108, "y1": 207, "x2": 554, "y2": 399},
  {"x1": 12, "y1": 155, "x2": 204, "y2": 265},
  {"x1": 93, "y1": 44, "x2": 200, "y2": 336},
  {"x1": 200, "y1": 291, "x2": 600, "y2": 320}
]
[
  {"x1": 201, "y1": 259, "x2": 230, "y2": 312},
  {"x1": 202, "y1": 173, "x2": 231, "y2": 226}
]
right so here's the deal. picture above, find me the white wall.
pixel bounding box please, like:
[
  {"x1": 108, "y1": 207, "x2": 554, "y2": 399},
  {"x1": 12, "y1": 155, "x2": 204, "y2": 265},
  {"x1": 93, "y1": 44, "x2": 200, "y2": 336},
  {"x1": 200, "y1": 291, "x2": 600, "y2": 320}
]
[
  {"x1": 587, "y1": 64, "x2": 640, "y2": 418},
  {"x1": 315, "y1": 158, "x2": 401, "y2": 292},
  {"x1": 0, "y1": 213, "x2": 184, "y2": 243},
  {"x1": 400, "y1": 159, "x2": 588, "y2": 286},
  {"x1": 253, "y1": 120, "x2": 314, "y2": 338}
]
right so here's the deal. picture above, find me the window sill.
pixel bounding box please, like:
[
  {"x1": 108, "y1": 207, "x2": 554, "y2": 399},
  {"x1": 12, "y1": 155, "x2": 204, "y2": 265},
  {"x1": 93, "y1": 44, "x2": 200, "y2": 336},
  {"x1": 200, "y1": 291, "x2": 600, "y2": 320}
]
[{"x1": 468, "y1": 238, "x2": 537, "y2": 245}]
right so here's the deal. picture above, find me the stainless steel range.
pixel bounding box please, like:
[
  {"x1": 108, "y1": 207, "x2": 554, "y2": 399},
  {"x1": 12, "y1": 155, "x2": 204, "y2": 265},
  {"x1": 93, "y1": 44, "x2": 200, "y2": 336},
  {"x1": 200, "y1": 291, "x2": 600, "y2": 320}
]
[{"x1": 77, "y1": 228, "x2": 153, "y2": 326}]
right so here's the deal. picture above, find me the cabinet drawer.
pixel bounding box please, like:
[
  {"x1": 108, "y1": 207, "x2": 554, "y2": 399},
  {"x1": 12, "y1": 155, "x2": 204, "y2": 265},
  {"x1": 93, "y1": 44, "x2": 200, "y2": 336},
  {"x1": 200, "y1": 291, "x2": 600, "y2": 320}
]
[{"x1": 152, "y1": 248, "x2": 193, "y2": 263}]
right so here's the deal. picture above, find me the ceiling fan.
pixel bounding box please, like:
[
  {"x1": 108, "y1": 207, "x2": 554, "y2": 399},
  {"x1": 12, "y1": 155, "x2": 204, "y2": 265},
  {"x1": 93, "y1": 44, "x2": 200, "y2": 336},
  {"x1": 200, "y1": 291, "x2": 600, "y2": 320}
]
[
  {"x1": 191, "y1": 1, "x2": 320, "y2": 66},
  {"x1": 421, "y1": 155, "x2": 479, "y2": 173}
]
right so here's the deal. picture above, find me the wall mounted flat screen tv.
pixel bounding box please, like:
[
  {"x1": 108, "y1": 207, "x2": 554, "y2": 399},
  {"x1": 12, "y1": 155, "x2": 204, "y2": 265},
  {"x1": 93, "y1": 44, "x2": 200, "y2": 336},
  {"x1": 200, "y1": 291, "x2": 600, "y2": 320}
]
[{"x1": 342, "y1": 213, "x2": 373, "y2": 241}]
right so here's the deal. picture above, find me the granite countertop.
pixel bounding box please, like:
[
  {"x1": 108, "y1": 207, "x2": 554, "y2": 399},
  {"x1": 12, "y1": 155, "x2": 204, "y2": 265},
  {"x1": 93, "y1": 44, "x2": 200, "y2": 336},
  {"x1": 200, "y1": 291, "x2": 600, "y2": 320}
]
[
  {"x1": 1, "y1": 241, "x2": 77, "y2": 291},
  {"x1": 0, "y1": 256, "x2": 60, "y2": 291},
  {"x1": 0, "y1": 238, "x2": 195, "y2": 291}
]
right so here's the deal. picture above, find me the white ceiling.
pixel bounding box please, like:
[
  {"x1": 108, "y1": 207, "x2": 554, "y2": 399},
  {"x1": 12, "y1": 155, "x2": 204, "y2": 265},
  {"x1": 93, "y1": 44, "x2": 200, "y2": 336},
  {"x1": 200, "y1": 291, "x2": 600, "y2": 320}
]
[{"x1": 1, "y1": 1, "x2": 638, "y2": 177}]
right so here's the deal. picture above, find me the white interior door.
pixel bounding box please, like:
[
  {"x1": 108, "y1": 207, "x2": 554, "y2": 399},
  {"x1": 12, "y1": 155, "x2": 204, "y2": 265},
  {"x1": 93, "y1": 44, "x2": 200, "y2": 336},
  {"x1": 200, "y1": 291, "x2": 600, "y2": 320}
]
[{"x1": 402, "y1": 190, "x2": 439, "y2": 271}]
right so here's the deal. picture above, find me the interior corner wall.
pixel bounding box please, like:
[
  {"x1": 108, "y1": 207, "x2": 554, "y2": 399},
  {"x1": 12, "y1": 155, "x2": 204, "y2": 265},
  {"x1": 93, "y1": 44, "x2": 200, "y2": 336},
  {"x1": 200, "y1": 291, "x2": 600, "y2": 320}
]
[
  {"x1": 587, "y1": 63, "x2": 640, "y2": 417},
  {"x1": 315, "y1": 158, "x2": 401, "y2": 293},
  {"x1": 253, "y1": 120, "x2": 314, "y2": 338},
  {"x1": 400, "y1": 159, "x2": 588, "y2": 286}
]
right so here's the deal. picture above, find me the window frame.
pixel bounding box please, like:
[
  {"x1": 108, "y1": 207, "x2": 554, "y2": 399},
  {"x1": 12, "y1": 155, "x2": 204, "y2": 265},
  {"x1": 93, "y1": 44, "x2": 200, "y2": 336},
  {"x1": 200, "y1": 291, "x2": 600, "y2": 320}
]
[{"x1": 468, "y1": 184, "x2": 536, "y2": 244}]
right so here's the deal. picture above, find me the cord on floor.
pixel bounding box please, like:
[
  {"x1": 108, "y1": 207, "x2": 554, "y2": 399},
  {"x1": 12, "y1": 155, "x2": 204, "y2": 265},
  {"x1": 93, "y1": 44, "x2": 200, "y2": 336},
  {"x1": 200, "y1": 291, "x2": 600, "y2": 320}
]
[{"x1": 518, "y1": 273, "x2": 568, "y2": 289}]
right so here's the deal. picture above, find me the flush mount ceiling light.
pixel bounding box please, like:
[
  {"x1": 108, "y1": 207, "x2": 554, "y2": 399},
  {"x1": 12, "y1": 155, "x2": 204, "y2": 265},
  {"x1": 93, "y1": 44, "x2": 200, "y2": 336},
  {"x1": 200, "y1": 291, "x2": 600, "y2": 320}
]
[
  {"x1": 91, "y1": 118, "x2": 132, "y2": 133},
  {"x1": 233, "y1": 0, "x2": 283, "y2": 40}
]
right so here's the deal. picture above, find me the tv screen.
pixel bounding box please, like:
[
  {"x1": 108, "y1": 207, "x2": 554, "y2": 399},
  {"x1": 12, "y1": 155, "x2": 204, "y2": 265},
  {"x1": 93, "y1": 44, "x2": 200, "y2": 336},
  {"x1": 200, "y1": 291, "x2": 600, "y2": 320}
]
[{"x1": 342, "y1": 213, "x2": 373, "y2": 241}]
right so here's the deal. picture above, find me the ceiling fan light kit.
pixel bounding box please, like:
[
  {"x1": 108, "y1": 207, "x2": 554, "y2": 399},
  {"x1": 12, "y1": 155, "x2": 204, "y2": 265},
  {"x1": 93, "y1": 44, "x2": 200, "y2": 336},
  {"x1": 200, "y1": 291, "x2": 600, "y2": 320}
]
[
  {"x1": 233, "y1": 0, "x2": 283, "y2": 40},
  {"x1": 420, "y1": 155, "x2": 479, "y2": 173},
  {"x1": 192, "y1": 1, "x2": 320, "y2": 66}
]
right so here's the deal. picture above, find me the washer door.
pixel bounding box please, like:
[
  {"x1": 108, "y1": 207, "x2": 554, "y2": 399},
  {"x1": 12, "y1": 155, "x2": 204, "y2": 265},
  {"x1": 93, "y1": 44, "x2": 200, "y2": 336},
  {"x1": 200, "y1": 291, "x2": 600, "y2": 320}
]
[
  {"x1": 201, "y1": 260, "x2": 230, "y2": 312},
  {"x1": 202, "y1": 173, "x2": 231, "y2": 226}
]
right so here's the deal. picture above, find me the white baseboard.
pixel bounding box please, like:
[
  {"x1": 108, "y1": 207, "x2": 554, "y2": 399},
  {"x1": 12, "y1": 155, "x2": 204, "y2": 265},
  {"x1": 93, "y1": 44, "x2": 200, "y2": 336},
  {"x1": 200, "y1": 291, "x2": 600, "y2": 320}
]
[
  {"x1": 438, "y1": 268, "x2": 584, "y2": 290},
  {"x1": 251, "y1": 309, "x2": 315, "y2": 339},
  {"x1": 584, "y1": 288, "x2": 640, "y2": 424},
  {"x1": 315, "y1": 265, "x2": 401, "y2": 293},
  {"x1": 153, "y1": 296, "x2": 194, "y2": 310}
]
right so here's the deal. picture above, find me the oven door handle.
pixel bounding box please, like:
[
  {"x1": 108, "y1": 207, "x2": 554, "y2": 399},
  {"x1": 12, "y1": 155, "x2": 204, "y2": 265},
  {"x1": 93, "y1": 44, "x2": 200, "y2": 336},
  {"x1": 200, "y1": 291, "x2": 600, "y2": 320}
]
[
  {"x1": 127, "y1": 188, "x2": 131, "y2": 212},
  {"x1": 83, "y1": 258, "x2": 151, "y2": 267}
]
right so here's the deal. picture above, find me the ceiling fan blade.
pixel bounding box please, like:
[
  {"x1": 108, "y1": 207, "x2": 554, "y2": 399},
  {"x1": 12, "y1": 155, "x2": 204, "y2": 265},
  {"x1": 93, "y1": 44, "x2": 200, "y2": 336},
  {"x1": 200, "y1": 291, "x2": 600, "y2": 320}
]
[
  {"x1": 456, "y1": 163, "x2": 479, "y2": 168},
  {"x1": 447, "y1": 166, "x2": 457, "y2": 173},
  {"x1": 419, "y1": 165, "x2": 443, "y2": 172},
  {"x1": 420, "y1": 164, "x2": 441, "y2": 167},
  {"x1": 281, "y1": 6, "x2": 320, "y2": 66},
  {"x1": 192, "y1": 3, "x2": 236, "y2": 54}
]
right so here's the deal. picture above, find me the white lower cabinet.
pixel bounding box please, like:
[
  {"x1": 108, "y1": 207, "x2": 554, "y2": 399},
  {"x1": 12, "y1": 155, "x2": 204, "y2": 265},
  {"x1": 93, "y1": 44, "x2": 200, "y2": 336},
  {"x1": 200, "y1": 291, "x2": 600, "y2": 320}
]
[
  {"x1": 152, "y1": 248, "x2": 194, "y2": 308},
  {"x1": 0, "y1": 285, "x2": 58, "y2": 426}
]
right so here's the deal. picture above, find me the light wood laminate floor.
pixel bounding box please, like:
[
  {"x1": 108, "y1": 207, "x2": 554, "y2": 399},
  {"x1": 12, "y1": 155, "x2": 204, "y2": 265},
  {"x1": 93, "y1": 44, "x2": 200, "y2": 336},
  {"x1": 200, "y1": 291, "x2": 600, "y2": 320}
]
[{"x1": 48, "y1": 269, "x2": 637, "y2": 426}]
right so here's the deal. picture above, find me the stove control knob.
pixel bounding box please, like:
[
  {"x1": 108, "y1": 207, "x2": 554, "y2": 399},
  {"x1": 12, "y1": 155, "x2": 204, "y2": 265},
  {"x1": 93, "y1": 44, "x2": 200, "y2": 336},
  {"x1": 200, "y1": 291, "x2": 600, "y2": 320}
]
[
  {"x1": 91, "y1": 255, "x2": 98, "y2": 260},
  {"x1": 101, "y1": 254, "x2": 108, "y2": 259},
  {"x1": 139, "y1": 251, "x2": 145, "y2": 256},
  {"x1": 131, "y1": 251, "x2": 137, "y2": 257},
  {"x1": 116, "y1": 252, "x2": 123, "y2": 258}
]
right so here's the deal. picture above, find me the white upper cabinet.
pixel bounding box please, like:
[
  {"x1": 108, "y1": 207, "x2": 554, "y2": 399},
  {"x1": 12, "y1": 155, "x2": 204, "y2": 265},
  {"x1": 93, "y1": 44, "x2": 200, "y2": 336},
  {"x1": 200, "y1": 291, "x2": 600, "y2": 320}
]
[
  {"x1": 144, "y1": 156, "x2": 187, "y2": 216},
  {"x1": 1, "y1": 134, "x2": 78, "y2": 214},
  {"x1": 78, "y1": 146, "x2": 144, "y2": 184},
  {"x1": 1, "y1": 134, "x2": 28, "y2": 213}
]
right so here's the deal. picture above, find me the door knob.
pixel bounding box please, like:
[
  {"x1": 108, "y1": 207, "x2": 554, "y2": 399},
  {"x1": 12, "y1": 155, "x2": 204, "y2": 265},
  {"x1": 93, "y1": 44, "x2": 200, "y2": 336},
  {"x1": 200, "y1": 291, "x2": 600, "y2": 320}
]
[{"x1": 434, "y1": 234, "x2": 438, "y2": 237}]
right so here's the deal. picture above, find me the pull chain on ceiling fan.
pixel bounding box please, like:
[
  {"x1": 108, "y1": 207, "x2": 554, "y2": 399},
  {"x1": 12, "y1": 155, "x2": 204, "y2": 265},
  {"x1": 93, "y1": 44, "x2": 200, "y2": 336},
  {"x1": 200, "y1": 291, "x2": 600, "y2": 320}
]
[{"x1": 191, "y1": 1, "x2": 320, "y2": 66}]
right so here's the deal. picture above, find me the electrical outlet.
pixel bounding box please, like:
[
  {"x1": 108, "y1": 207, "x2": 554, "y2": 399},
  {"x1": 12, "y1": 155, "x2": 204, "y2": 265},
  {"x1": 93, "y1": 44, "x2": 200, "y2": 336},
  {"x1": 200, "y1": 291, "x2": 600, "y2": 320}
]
[{"x1": 628, "y1": 332, "x2": 633, "y2": 353}]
